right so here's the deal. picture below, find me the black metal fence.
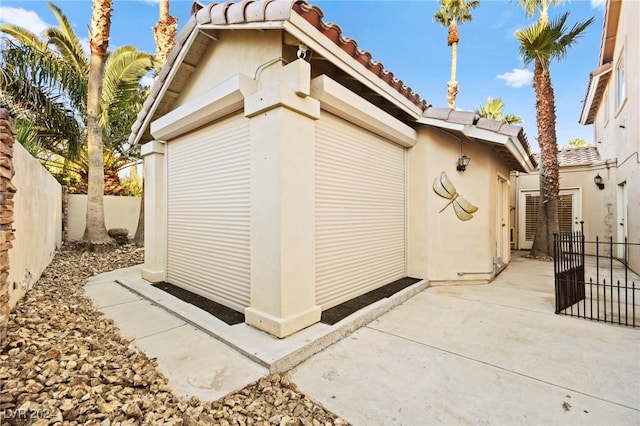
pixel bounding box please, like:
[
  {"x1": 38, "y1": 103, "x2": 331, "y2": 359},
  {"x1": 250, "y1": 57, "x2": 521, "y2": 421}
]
[{"x1": 553, "y1": 225, "x2": 639, "y2": 327}]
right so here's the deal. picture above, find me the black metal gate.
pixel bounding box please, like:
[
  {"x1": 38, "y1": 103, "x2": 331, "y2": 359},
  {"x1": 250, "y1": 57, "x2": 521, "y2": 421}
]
[
  {"x1": 553, "y1": 223, "x2": 639, "y2": 327},
  {"x1": 553, "y1": 226, "x2": 585, "y2": 313}
]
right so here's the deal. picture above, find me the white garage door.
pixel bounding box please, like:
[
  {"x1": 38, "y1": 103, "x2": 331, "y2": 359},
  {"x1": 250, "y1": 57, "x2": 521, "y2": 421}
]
[
  {"x1": 166, "y1": 114, "x2": 250, "y2": 312},
  {"x1": 315, "y1": 112, "x2": 406, "y2": 309}
]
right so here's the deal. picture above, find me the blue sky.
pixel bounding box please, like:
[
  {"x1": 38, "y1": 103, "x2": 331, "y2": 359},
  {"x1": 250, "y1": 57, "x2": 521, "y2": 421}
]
[{"x1": 0, "y1": 0, "x2": 606, "y2": 152}]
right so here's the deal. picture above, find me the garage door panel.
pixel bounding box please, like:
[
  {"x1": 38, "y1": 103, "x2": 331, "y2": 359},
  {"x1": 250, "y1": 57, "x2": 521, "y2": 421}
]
[
  {"x1": 315, "y1": 112, "x2": 405, "y2": 309},
  {"x1": 166, "y1": 114, "x2": 250, "y2": 312}
]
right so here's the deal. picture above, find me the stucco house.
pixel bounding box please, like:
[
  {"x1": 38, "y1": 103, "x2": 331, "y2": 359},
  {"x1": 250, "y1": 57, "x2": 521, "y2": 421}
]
[
  {"x1": 577, "y1": 0, "x2": 639, "y2": 272},
  {"x1": 510, "y1": 0, "x2": 638, "y2": 272},
  {"x1": 510, "y1": 147, "x2": 615, "y2": 252},
  {"x1": 129, "y1": 0, "x2": 535, "y2": 337}
]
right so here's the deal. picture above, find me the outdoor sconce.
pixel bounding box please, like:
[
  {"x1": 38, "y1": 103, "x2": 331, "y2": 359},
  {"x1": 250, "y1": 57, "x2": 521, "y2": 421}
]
[
  {"x1": 457, "y1": 155, "x2": 470, "y2": 172},
  {"x1": 594, "y1": 173, "x2": 605, "y2": 190}
]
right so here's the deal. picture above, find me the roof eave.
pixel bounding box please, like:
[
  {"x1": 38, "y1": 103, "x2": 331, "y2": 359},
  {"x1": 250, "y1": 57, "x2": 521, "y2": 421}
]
[
  {"x1": 417, "y1": 117, "x2": 535, "y2": 173},
  {"x1": 283, "y1": 13, "x2": 425, "y2": 119},
  {"x1": 129, "y1": 19, "x2": 201, "y2": 145},
  {"x1": 579, "y1": 62, "x2": 613, "y2": 125}
]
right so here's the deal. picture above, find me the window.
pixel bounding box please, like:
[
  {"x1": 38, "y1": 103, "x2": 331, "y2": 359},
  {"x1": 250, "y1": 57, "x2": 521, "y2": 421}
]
[
  {"x1": 524, "y1": 193, "x2": 574, "y2": 241},
  {"x1": 616, "y1": 54, "x2": 626, "y2": 110}
]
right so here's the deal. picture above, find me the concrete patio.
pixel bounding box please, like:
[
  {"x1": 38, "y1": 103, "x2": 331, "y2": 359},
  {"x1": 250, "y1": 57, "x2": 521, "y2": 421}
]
[{"x1": 85, "y1": 252, "x2": 640, "y2": 425}]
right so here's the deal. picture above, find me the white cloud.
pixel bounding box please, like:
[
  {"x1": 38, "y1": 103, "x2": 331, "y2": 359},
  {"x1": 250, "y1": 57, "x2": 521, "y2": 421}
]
[
  {"x1": 591, "y1": 0, "x2": 606, "y2": 10},
  {"x1": 0, "y1": 7, "x2": 50, "y2": 35},
  {"x1": 497, "y1": 68, "x2": 533, "y2": 88}
]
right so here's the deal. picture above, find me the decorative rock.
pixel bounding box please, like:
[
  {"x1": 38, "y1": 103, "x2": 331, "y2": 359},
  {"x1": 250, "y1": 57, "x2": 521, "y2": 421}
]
[
  {"x1": 107, "y1": 228, "x2": 129, "y2": 245},
  {"x1": 0, "y1": 243, "x2": 348, "y2": 425}
]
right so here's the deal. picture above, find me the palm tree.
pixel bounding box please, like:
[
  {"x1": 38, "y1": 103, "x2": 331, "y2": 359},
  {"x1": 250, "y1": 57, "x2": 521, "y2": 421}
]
[
  {"x1": 135, "y1": 0, "x2": 178, "y2": 246},
  {"x1": 0, "y1": 3, "x2": 153, "y2": 195},
  {"x1": 153, "y1": 0, "x2": 177, "y2": 75},
  {"x1": 515, "y1": 12, "x2": 593, "y2": 257},
  {"x1": 0, "y1": 2, "x2": 88, "y2": 158},
  {"x1": 83, "y1": 0, "x2": 115, "y2": 243},
  {"x1": 566, "y1": 137, "x2": 590, "y2": 148},
  {"x1": 476, "y1": 97, "x2": 523, "y2": 124},
  {"x1": 433, "y1": 0, "x2": 480, "y2": 109},
  {"x1": 516, "y1": 0, "x2": 565, "y2": 26}
]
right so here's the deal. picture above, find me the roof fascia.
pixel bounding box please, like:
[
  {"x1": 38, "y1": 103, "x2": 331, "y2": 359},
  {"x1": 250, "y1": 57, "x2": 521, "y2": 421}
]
[
  {"x1": 283, "y1": 14, "x2": 424, "y2": 119},
  {"x1": 579, "y1": 63, "x2": 613, "y2": 124},
  {"x1": 198, "y1": 20, "x2": 286, "y2": 31},
  {"x1": 130, "y1": 26, "x2": 202, "y2": 146},
  {"x1": 598, "y1": 0, "x2": 622, "y2": 65},
  {"x1": 418, "y1": 117, "x2": 535, "y2": 173}
]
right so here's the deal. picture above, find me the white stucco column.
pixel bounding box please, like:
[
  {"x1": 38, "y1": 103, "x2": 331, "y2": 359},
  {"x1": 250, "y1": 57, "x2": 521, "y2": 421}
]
[
  {"x1": 140, "y1": 140, "x2": 166, "y2": 283},
  {"x1": 243, "y1": 60, "x2": 321, "y2": 338}
]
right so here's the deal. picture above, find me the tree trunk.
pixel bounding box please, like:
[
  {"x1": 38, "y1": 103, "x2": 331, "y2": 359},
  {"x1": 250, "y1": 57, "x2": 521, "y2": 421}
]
[
  {"x1": 83, "y1": 0, "x2": 114, "y2": 245},
  {"x1": 153, "y1": 0, "x2": 177, "y2": 77},
  {"x1": 447, "y1": 22, "x2": 459, "y2": 109},
  {"x1": 530, "y1": 57, "x2": 560, "y2": 259}
]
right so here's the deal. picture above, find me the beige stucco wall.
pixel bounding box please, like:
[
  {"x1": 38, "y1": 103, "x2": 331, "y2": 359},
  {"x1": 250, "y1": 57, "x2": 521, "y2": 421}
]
[
  {"x1": 588, "y1": 0, "x2": 639, "y2": 271},
  {"x1": 8, "y1": 142, "x2": 62, "y2": 309},
  {"x1": 408, "y1": 127, "x2": 511, "y2": 284},
  {"x1": 511, "y1": 164, "x2": 618, "y2": 257},
  {"x1": 67, "y1": 195, "x2": 141, "y2": 241},
  {"x1": 145, "y1": 26, "x2": 526, "y2": 335},
  {"x1": 175, "y1": 30, "x2": 283, "y2": 108}
]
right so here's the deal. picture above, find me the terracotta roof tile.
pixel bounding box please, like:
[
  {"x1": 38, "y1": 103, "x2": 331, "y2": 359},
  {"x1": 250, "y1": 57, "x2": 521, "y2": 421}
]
[
  {"x1": 132, "y1": 0, "x2": 430, "y2": 145},
  {"x1": 422, "y1": 107, "x2": 537, "y2": 171},
  {"x1": 291, "y1": 1, "x2": 427, "y2": 109},
  {"x1": 188, "y1": 0, "x2": 428, "y2": 109},
  {"x1": 475, "y1": 117, "x2": 504, "y2": 132},
  {"x1": 533, "y1": 147, "x2": 601, "y2": 167}
]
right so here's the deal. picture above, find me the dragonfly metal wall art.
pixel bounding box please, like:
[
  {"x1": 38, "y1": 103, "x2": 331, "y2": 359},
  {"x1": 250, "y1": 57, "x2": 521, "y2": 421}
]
[{"x1": 433, "y1": 172, "x2": 478, "y2": 221}]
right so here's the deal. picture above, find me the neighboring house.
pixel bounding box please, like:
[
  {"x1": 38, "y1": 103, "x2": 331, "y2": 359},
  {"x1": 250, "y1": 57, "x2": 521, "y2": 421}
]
[
  {"x1": 129, "y1": 0, "x2": 535, "y2": 337},
  {"x1": 578, "y1": 0, "x2": 639, "y2": 272},
  {"x1": 510, "y1": 147, "x2": 616, "y2": 253}
]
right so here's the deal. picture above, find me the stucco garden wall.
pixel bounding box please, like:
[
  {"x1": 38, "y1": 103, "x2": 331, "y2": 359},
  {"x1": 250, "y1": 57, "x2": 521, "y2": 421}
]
[
  {"x1": 8, "y1": 139, "x2": 62, "y2": 309},
  {"x1": 67, "y1": 195, "x2": 141, "y2": 241}
]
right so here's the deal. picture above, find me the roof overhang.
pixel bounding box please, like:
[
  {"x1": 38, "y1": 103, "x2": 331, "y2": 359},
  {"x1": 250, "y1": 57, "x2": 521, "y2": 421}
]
[
  {"x1": 282, "y1": 13, "x2": 424, "y2": 120},
  {"x1": 130, "y1": 0, "x2": 426, "y2": 146},
  {"x1": 578, "y1": 62, "x2": 612, "y2": 125},
  {"x1": 578, "y1": 0, "x2": 621, "y2": 125},
  {"x1": 418, "y1": 110, "x2": 536, "y2": 173}
]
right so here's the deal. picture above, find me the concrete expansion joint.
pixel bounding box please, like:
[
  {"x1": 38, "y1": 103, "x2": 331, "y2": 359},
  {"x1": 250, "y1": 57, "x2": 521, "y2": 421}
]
[{"x1": 134, "y1": 323, "x2": 188, "y2": 342}]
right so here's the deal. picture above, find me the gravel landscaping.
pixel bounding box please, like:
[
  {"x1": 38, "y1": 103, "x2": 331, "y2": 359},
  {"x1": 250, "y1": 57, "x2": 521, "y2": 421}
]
[{"x1": 0, "y1": 243, "x2": 348, "y2": 425}]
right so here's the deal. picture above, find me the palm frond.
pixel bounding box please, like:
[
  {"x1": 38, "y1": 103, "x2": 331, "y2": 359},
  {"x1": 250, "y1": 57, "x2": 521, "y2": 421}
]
[
  {"x1": 100, "y1": 46, "x2": 153, "y2": 126},
  {"x1": 434, "y1": 0, "x2": 479, "y2": 26},
  {"x1": 0, "y1": 23, "x2": 49, "y2": 51},
  {"x1": 45, "y1": 2, "x2": 89, "y2": 73},
  {"x1": 516, "y1": 12, "x2": 594, "y2": 69}
]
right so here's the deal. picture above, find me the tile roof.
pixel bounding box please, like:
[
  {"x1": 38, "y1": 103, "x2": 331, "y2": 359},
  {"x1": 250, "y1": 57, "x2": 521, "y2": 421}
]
[
  {"x1": 533, "y1": 146, "x2": 601, "y2": 168},
  {"x1": 130, "y1": 0, "x2": 428, "y2": 145},
  {"x1": 191, "y1": 0, "x2": 427, "y2": 109},
  {"x1": 288, "y1": 2, "x2": 428, "y2": 110},
  {"x1": 422, "y1": 107, "x2": 538, "y2": 171}
]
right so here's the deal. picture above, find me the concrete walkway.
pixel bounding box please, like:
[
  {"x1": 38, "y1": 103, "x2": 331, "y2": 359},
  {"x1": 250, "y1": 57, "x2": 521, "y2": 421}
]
[{"x1": 85, "y1": 253, "x2": 640, "y2": 425}]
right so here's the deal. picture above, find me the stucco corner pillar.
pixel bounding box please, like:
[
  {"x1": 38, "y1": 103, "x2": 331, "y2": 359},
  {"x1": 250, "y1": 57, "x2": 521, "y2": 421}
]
[
  {"x1": 243, "y1": 63, "x2": 321, "y2": 338},
  {"x1": 140, "y1": 140, "x2": 166, "y2": 283}
]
